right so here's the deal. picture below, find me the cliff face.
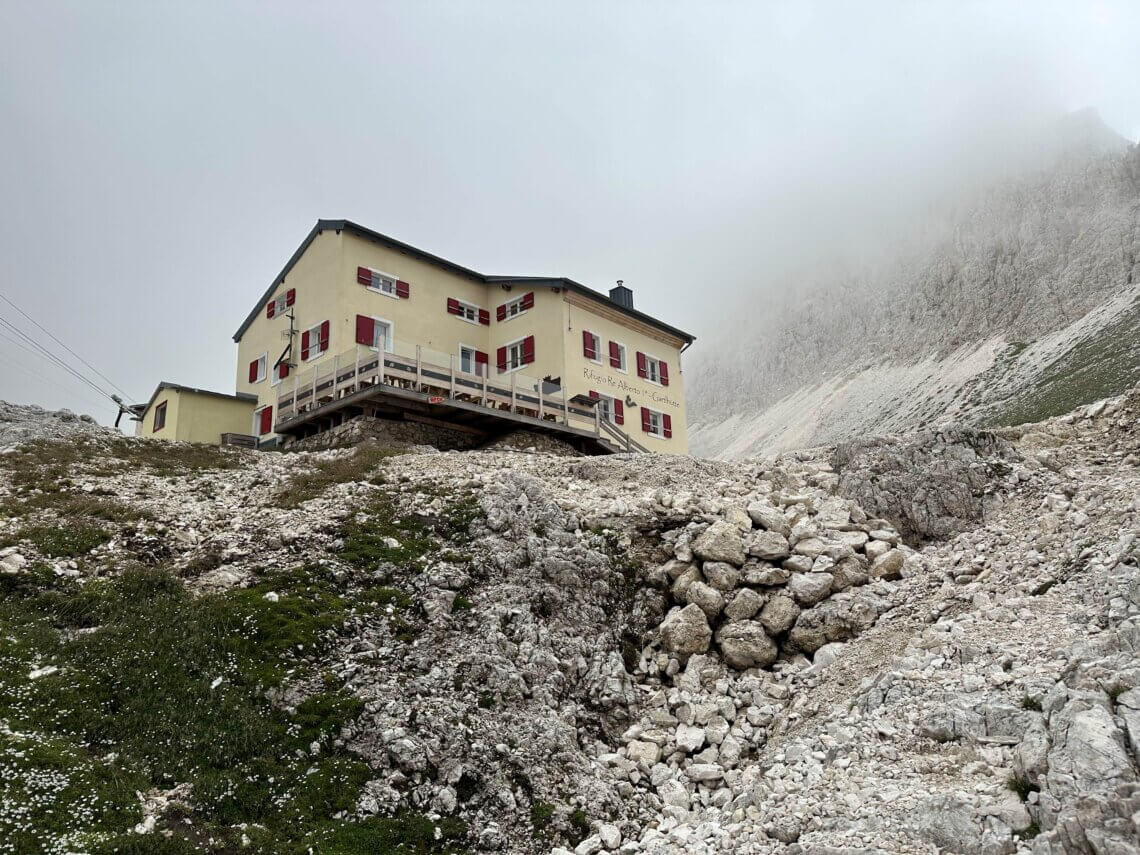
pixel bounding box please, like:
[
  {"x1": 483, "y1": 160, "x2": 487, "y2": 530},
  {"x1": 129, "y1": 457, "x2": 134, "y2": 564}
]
[{"x1": 689, "y1": 115, "x2": 1140, "y2": 458}]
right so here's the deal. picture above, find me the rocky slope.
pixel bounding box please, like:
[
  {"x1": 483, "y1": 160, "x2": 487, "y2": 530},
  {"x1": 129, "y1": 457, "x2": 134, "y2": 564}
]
[
  {"x1": 0, "y1": 392, "x2": 1138, "y2": 854},
  {"x1": 689, "y1": 111, "x2": 1140, "y2": 459}
]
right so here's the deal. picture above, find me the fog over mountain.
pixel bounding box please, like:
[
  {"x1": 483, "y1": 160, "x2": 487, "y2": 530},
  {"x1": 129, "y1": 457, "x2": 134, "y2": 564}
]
[{"x1": 689, "y1": 110, "x2": 1140, "y2": 457}]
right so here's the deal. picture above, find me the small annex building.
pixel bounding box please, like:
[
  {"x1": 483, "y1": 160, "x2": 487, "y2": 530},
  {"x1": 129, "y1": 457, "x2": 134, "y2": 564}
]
[{"x1": 136, "y1": 383, "x2": 258, "y2": 446}]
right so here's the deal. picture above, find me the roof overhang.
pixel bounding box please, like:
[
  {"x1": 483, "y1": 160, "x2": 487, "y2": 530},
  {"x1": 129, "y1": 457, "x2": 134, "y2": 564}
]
[
  {"x1": 141, "y1": 382, "x2": 257, "y2": 415},
  {"x1": 233, "y1": 219, "x2": 696, "y2": 345}
]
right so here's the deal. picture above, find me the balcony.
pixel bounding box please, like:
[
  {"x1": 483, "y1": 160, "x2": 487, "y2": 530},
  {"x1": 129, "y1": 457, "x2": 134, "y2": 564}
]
[{"x1": 273, "y1": 340, "x2": 647, "y2": 454}]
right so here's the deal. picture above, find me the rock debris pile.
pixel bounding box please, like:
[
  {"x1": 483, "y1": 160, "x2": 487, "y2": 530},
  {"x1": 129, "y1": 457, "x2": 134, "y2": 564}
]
[{"x1": 0, "y1": 388, "x2": 1138, "y2": 853}]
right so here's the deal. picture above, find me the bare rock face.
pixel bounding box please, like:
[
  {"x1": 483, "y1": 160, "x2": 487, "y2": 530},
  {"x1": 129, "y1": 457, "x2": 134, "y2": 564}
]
[
  {"x1": 832, "y1": 428, "x2": 1020, "y2": 544},
  {"x1": 659, "y1": 604, "x2": 713, "y2": 657},
  {"x1": 714, "y1": 621, "x2": 777, "y2": 669}
]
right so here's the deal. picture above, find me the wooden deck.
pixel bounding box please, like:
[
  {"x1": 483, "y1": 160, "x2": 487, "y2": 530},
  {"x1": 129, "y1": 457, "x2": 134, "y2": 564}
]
[{"x1": 274, "y1": 345, "x2": 648, "y2": 454}]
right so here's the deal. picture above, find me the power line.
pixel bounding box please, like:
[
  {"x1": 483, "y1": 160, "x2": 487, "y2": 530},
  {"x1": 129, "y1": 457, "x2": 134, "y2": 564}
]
[
  {"x1": 0, "y1": 289, "x2": 134, "y2": 400},
  {"x1": 0, "y1": 314, "x2": 120, "y2": 405},
  {"x1": 0, "y1": 342, "x2": 113, "y2": 414}
]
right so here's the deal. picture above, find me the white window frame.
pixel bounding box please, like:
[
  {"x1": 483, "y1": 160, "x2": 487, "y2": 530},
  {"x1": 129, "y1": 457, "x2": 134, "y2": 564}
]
[
  {"x1": 271, "y1": 362, "x2": 283, "y2": 387},
  {"x1": 596, "y1": 392, "x2": 617, "y2": 425},
  {"x1": 501, "y1": 295, "x2": 529, "y2": 321},
  {"x1": 612, "y1": 341, "x2": 628, "y2": 373},
  {"x1": 459, "y1": 343, "x2": 485, "y2": 377},
  {"x1": 644, "y1": 353, "x2": 663, "y2": 385},
  {"x1": 252, "y1": 352, "x2": 268, "y2": 383},
  {"x1": 454, "y1": 299, "x2": 483, "y2": 325},
  {"x1": 364, "y1": 267, "x2": 400, "y2": 299},
  {"x1": 270, "y1": 293, "x2": 288, "y2": 315},
  {"x1": 644, "y1": 407, "x2": 666, "y2": 438},
  {"x1": 303, "y1": 324, "x2": 329, "y2": 362},
  {"x1": 502, "y1": 336, "x2": 527, "y2": 373},
  {"x1": 362, "y1": 315, "x2": 394, "y2": 352},
  {"x1": 584, "y1": 331, "x2": 602, "y2": 364}
]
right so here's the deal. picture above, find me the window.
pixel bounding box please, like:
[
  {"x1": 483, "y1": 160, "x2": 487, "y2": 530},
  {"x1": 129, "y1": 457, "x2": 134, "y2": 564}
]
[
  {"x1": 271, "y1": 360, "x2": 290, "y2": 386},
  {"x1": 460, "y1": 346, "x2": 488, "y2": 376},
  {"x1": 636, "y1": 351, "x2": 670, "y2": 386},
  {"x1": 496, "y1": 291, "x2": 534, "y2": 321},
  {"x1": 356, "y1": 266, "x2": 409, "y2": 299},
  {"x1": 302, "y1": 321, "x2": 330, "y2": 361},
  {"x1": 590, "y1": 391, "x2": 625, "y2": 426},
  {"x1": 254, "y1": 406, "x2": 273, "y2": 437},
  {"x1": 610, "y1": 341, "x2": 628, "y2": 372},
  {"x1": 248, "y1": 354, "x2": 267, "y2": 383},
  {"x1": 496, "y1": 335, "x2": 535, "y2": 373},
  {"x1": 582, "y1": 330, "x2": 601, "y2": 362},
  {"x1": 266, "y1": 289, "x2": 295, "y2": 319},
  {"x1": 354, "y1": 315, "x2": 391, "y2": 351},
  {"x1": 152, "y1": 401, "x2": 167, "y2": 432},
  {"x1": 640, "y1": 407, "x2": 672, "y2": 438},
  {"x1": 447, "y1": 298, "x2": 489, "y2": 326}
]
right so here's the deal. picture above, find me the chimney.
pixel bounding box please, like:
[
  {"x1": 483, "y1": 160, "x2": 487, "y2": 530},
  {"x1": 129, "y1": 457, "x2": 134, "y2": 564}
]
[{"x1": 609, "y1": 280, "x2": 634, "y2": 309}]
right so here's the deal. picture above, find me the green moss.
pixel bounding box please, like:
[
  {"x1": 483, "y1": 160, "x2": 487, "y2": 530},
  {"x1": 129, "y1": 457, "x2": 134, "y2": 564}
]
[
  {"x1": 10, "y1": 522, "x2": 112, "y2": 557},
  {"x1": 305, "y1": 813, "x2": 468, "y2": 854},
  {"x1": 530, "y1": 802, "x2": 555, "y2": 836},
  {"x1": 451, "y1": 596, "x2": 473, "y2": 612},
  {"x1": 1006, "y1": 775, "x2": 1038, "y2": 802},
  {"x1": 337, "y1": 499, "x2": 432, "y2": 571},
  {"x1": 568, "y1": 809, "x2": 590, "y2": 845},
  {"x1": 1020, "y1": 695, "x2": 1043, "y2": 711}
]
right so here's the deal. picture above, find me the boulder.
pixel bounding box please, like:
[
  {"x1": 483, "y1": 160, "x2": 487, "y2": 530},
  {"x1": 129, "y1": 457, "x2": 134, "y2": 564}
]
[
  {"x1": 693, "y1": 520, "x2": 746, "y2": 566},
  {"x1": 724, "y1": 588, "x2": 765, "y2": 622},
  {"x1": 782, "y1": 555, "x2": 814, "y2": 573},
  {"x1": 671, "y1": 565, "x2": 702, "y2": 600},
  {"x1": 747, "y1": 502, "x2": 790, "y2": 536},
  {"x1": 869, "y1": 548, "x2": 905, "y2": 580},
  {"x1": 748, "y1": 530, "x2": 791, "y2": 561},
  {"x1": 786, "y1": 571, "x2": 834, "y2": 605},
  {"x1": 702, "y1": 561, "x2": 741, "y2": 591},
  {"x1": 626, "y1": 740, "x2": 662, "y2": 765},
  {"x1": 743, "y1": 562, "x2": 790, "y2": 586},
  {"x1": 758, "y1": 594, "x2": 800, "y2": 635},
  {"x1": 659, "y1": 604, "x2": 712, "y2": 657},
  {"x1": 792, "y1": 537, "x2": 826, "y2": 558},
  {"x1": 685, "y1": 580, "x2": 725, "y2": 620},
  {"x1": 830, "y1": 555, "x2": 870, "y2": 591},
  {"x1": 675, "y1": 723, "x2": 706, "y2": 753},
  {"x1": 715, "y1": 621, "x2": 778, "y2": 669}
]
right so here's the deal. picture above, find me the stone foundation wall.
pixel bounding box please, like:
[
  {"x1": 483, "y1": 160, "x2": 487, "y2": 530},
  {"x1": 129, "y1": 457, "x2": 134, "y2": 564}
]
[{"x1": 286, "y1": 416, "x2": 483, "y2": 453}]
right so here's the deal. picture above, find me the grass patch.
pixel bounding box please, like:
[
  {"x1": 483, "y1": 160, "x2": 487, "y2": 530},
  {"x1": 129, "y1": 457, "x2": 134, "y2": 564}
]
[
  {"x1": 530, "y1": 802, "x2": 555, "y2": 836},
  {"x1": 275, "y1": 444, "x2": 403, "y2": 509},
  {"x1": 1106, "y1": 683, "x2": 1128, "y2": 702},
  {"x1": 4, "y1": 522, "x2": 112, "y2": 557},
  {"x1": 338, "y1": 499, "x2": 433, "y2": 571},
  {"x1": 0, "y1": 564, "x2": 408, "y2": 851},
  {"x1": 1020, "y1": 695, "x2": 1043, "y2": 711}
]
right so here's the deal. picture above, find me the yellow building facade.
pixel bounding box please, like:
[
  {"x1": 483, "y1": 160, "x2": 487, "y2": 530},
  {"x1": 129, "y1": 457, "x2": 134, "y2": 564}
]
[
  {"x1": 228, "y1": 220, "x2": 694, "y2": 452},
  {"x1": 136, "y1": 383, "x2": 257, "y2": 444}
]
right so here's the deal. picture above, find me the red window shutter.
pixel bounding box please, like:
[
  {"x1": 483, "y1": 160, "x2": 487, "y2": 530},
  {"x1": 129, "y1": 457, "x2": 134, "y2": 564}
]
[
  {"x1": 475, "y1": 350, "x2": 488, "y2": 365},
  {"x1": 521, "y1": 291, "x2": 535, "y2": 310},
  {"x1": 609, "y1": 341, "x2": 621, "y2": 367},
  {"x1": 496, "y1": 346, "x2": 507, "y2": 372},
  {"x1": 447, "y1": 298, "x2": 460, "y2": 315},
  {"x1": 478, "y1": 308, "x2": 490, "y2": 326},
  {"x1": 248, "y1": 359, "x2": 259, "y2": 382},
  {"x1": 285, "y1": 288, "x2": 296, "y2": 307},
  {"x1": 659, "y1": 361, "x2": 669, "y2": 386},
  {"x1": 582, "y1": 330, "x2": 595, "y2": 359},
  {"x1": 266, "y1": 300, "x2": 276, "y2": 319},
  {"x1": 319, "y1": 320, "x2": 330, "y2": 352},
  {"x1": 663, "y1": 414, "x2": 673, "y2": 438},
  {"x1": 357, "y1": 266, "x2": 371, "y2": 286},
  {"x1": 589, "y1": 390, "x2": 599, "y2": 399},
  {"x1": 641, "y1": 407, "x2": 651, "y2": 433},
  {"x1": 395, "y1": 280, "x2": 410, "y2": 299},
  {"x1": 258, "y1": 406, "x2": 273, "y2": 435},
  {"x1": 301, "y1": 330, "x2": 311, "y2": 360},
  {"x1": 614, "y1": 399, "x2": 624, "y2": 425},
  {"x1": 636, "y1": 351, "x2": 647, "y2": 378},
  {"x1": 355, "y1": 314, "x2": 375, "y2": 346},
  {"x1": 278, "y1": 363, "x2": 290, "y2": 379},
  {"x1": 522, "y1": 335, "x2": 535, "y2": 365},
  {"x1": 496, "y1": 304, "x2": 507, "y2": 322}
]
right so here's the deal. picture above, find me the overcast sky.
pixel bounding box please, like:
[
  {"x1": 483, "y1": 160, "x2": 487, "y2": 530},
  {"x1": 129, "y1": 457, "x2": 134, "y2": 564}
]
[{"x1": 2, "y1": 1, "x2": 1138, "y2": 425}]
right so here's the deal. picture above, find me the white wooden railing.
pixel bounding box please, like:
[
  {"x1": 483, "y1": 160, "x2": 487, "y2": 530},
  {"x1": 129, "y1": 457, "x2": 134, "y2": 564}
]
[{"x1": 274, "y1": 340, "x2": 648, "y2": 452}]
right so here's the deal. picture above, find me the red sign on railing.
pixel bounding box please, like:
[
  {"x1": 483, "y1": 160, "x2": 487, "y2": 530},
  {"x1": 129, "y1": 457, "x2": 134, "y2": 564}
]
[{"x1": 427, "y1": 396, "x2": 444, "y2": 404}]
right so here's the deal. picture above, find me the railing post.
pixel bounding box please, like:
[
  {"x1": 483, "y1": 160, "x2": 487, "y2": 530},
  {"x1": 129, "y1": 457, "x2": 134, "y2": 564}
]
[
  {"x1": 415, "y1": 345, "x2": 423, "y2": 391},
  {"x1": 562, "y1": 387, "x2": 569, "y2": 425},
  {"x1": 332, "y1": 353, "x2": 340, "y2": 396},
  {"x1": 538, "y1": 383, "x2": 544, "y2": 420},
  {"x1": 291, "y1": 369, "x2": 298, "y2": 413},
  {"x1": 377, "y1": 339, "x2": 385, "y2": 385},
  {"x1": 594, "y1": 405, "x2": 600, "y2": 436},
  {"x1": 449, "y1": 355, "x2": 456, "y2": 398},
  {"x1": 311, "y1": 363, "x2": 318, "y2": 404},
  {"x1": 354, "y1": 345, "x2": 361, "y2": 391},
  {"x1": 481, "y1": 371, "x2": 488, "y2": 407},
  {"x1": 510, "y1": 371, "x2": 516, "y2": 412}
]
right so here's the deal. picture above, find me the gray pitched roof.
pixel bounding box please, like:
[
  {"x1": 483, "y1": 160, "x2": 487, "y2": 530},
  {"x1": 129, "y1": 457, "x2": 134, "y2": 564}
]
[{"x1": 233, "y1": 219, "x2": 696, "y2": 345}]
